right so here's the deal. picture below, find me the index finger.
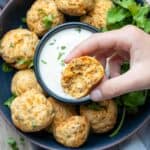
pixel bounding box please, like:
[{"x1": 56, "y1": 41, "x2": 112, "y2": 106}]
[{"x1": 65, "y1": 28, "x2": 131, "y2": 63}]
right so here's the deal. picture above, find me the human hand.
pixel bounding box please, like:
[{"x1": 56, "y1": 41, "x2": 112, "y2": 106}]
[{"x1": 65, "y1": 25, "x2": 150, "y2": 101}]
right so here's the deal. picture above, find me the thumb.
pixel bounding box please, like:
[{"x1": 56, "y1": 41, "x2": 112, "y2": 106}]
[{"x1": 90, "y1": 70, "x2": 139, "y2": 101}]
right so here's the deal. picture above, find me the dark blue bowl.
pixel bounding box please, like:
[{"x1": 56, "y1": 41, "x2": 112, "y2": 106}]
[
  {"x1": 0, "y1": 0, "x2": 150, "y2": 150},
  {"x1": 34, "y1": 22, "x2": 98, "y2": 104}
]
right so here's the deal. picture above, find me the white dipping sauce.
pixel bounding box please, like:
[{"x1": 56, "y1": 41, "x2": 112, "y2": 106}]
[{"x1": 39, "y1": 28, "x2": 93, "y2": 100}]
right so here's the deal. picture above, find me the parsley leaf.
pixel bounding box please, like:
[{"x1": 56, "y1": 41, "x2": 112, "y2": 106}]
[
  {"x1": 122, "y1": 91, "x2": 147, "y2": 108},
  {"x1": 0, "y1": 39, "x2": 2, "y2": 48},
  {"x1": 118, "y1": 62, "x2": 148, "y2": 114},
  {"x1": 42, "y1": 15, "x2": 54, "y2": 29},
  {"x1": 4, "y1": 94, "x2": 17, "y2": 108},
  {"x1": 106, "y1": 0, "x2": 150, "y2": 33},
  {"x1": 7, "y1": 137, "x2": 19, "y2": 150},
  {"x1": 113, "y1": 0, "x2": 140, "y2": 15},
  {"x1": 60, "y1": 59, "x2": 65, "y2": 67},
  {"x1": 109, "y1": 107, "x2": 126, "y2": 137},
  {"x1": 32, "y1": 121, "x2": 37, "y2": 129},
  {"x1": 20, "y1": 137, "x2": 25, "y2": 145},
  {"x1": 61, "y1": 46, "x2": 66, "y2": 50},
  {"x1": 86, "y1": 102, "x2": 106, "y2": 111},
  {"x1": 75, "y1": 27, "x2": 81, "y2": 33},
  {"x1": 41, "y1": 59, "x2": 47, "y2": 64},
  {"x1": 57, "y1": 52, "x2": 65, "y2": 60},
  {"x1": 1, "y1": 62, "x2": 13, "y2": 73},
  {"x1": 121, "y1": 61, "x2": 130, "y2": 74},
  {"x1": 9, "y1": 43, "x2": 14, "y2": 48},
  {"x1": 133, "y1": 4, "x2": 150, "y2": 32},
  {"x1": 16, "y1": 59, "x2": 33, "y2": 68},
  {"x1": 107, "y1": 6, "x2": 131, "y2": 24},
  {"x1": 21, "y1": 17, "x2": 26, "y2": 23}
]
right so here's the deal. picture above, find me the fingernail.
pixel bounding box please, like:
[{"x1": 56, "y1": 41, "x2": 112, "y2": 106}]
[
  {"x1": 65, "y1": 55, "x2": 72, "y2": 63},
  {"x1": 90, "y1": 89, "x2": 103, "y2": 101}
]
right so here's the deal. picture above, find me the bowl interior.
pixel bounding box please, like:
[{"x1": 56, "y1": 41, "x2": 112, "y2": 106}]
[
  {"x1": 34, "y1": 22, "x2": 98, "y2": 104},
  {"x1": 0, "y1": 0, "x2": 150, "y2": 150}
]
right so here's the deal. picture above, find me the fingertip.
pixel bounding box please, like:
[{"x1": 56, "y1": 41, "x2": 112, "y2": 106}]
[
  {"x1": 64, "y1": 57, "x2": 70, "y2": 63},
  {"x1": 90, "y1": 89, "x2": 103, "y2": 102}
]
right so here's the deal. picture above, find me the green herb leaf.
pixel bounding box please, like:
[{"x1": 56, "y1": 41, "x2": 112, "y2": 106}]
[
  {"x1": 107, "y1": 6, "x2": 130, "y2": 24},
  {"x1": 16, "y1": 59, "x2": 27, "y2": 65},
  {"x1": 9, "y1": 43, "x2": 14, "y2": 48},
  {"x1": 28, "y1": 61, "x2": 34, "y2": 68},
  {"x1": 7, "y1": 137, "x2": 19, "y2": 150},
  {"x1": 41, "y1": 59, "x2": 47, "y2": 64},
  {"x1": 57, "y1": 52, "x2": 65, "y2": 60},
  {"x1": 60, "y1": 59, "x2": 65, "y2": 66},
  {"x1": 117, "y1": 61, "x2": 147, "y2": 114},
  {"x1": 18, "y1": 25, "x2": 23, "y2": 29},
  {"x1": 42, "y1": 15, "x2": 54, "y2": 29},
  {"x1": 21, "y1": 17, "x2": 26, "y2": 23},
  {"x1": 121, "y1": 61, "x2": 130, "y2": 74},
  {"x1": 32, "y1": 121, "x2": 37, "y2": 129},
  {"x1": 113, "y1": 0, "x2": 140, "y2": 15},
  {"x1": 38, "y1": 9, "x2": 47, "y2": 16},
  {"x1": 1, "y1": 62, "x2": 13, "y2": 73},
  {"x1": 106, "y1": 0, "x2": 150, "y2": 33},
  {"x1": 20, "y1": 137, "x2": 25, "y2": 145},
  {"x1": 49, "y1": 39, "x2": 56, "y2": 45},
  {"x1": 16, "y1": 59, "x2": 33, "y2": 68},
  {"x1": 49, "y1": 42, "x2": 55, "y2": 45},
  {"x1": 61, "y1": 46, "x2": 66, "y2": 50},
  {"x1": 133, "y1": 4, "x2": 150, "y2": 32},
  {"x1": 4, "y1": 94, "x2": 17, "y2": 108},
  {"x1": 122, "y1": 91, "x2": 147, "y2": 108},
  {"x1": 87, "y1": 102, "x2": 106, "y2": 111},
  {"x1": 75, "y1": 28, "x2": 81, "y2": 33},
  {"x1": 0, "y1": 39, "x2": 2, "y2": 49},
  {"x1": 109, "y1": 107, "x2": 126, "y2": 137}
]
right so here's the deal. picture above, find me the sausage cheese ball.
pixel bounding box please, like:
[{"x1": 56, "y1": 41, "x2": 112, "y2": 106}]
[
  {"x1": 55, "y1": 0, "x2": 95, "y2": 16},
  {"x1": 80, "y1": 100, "x2": 117, "y2": 133},
  {"x1": 10, "y1": 89, "x2": 54, "y2": 132},
  {"x1": 11, "y1": 69, "x2": 43, "y2": 96},
  {"x1": 61, "y1": 56, "x2": 104, "y2": 98},
  {"x1": 80, "y1": 0, "x2": 112, "y2": 28},
  {"x1": 27, "y1": 0, "x2": 64, "y2": 36},
  {"x1": 53, "y1": 116, "x2": 90, "y2": 147},
  {"x1": 0, "y1": 29, "x2": 39, "y2": 69},
  {"x1": 46, "y1": 97, "x2": 76, "y2": 132}
]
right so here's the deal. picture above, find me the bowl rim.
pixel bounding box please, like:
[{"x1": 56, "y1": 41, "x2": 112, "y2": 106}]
[{"x1": 34, "y1": 22, "x2": 99, "y2": 104}]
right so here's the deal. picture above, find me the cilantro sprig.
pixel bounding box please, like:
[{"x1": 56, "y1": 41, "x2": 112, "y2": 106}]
[
  {"x1": 42, "y1": 15, "x2": 54, "y2": 29},
  {"x1": 109, "y1": 107, "x2": 126, "y2": 137},
  {"x1": 4, "y1": 94, "x2": 17, "y2": 108},
  {"x1": 119, "y1": 62, "x2": 148, "y2": 114},
  {"x1": 86, "y1": 102, "x2": 106, "y2": 111},
  {"x1": 109, "y1": 61, "x2": 148, "y2": 137},
  {"x1": 7, "y1": 137, "x2": 19, "y2": 150},
  {"x1": 16, "y1": 59, "x2": 33, "y2": 68},
  {"x1": 106, "y1": 0, "x2": 150, "y2": 33},
  {"x1": 1, "y1": 62, "x2": 13, "y2": 73}
]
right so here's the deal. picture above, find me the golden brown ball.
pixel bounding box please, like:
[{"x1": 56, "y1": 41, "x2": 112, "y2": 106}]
[
  {"x1": 55, "y1": 0, "x2": 95, "y2": 16},
  {"x1": 46, "y1": 97, "x2": 77, "y2": 133},
  {"x1": 11, "y1": 69, "x2": 43, "y2": 96},
  {"x1": 61, "y1": 56, "x2": 104, "y2": 98},
  {"x1": 80, "y1": 0, "x2": 112, "y2": 28},
  {"x1": 53, "y1": 116, "x2": 90, "y2": 147},
  {"x1": 11, "y1": 89, "x2": 54, "y2": 132},
  {"x1": 27, "y1": 0, "x2": 64, "y2": 36},
  {"x1": 80, "y1": 100, "x2": 117, "y2": 133},
  {"x1": 0, "y1": 29, "x2": 39, "y2": 69}
]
